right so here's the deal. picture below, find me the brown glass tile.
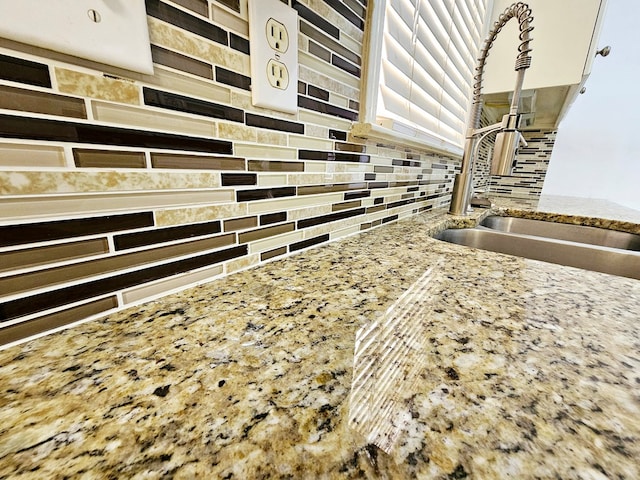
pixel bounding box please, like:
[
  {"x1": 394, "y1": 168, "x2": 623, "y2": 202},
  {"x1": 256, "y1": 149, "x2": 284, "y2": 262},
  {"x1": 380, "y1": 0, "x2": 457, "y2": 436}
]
[
  {"x1": 245, "y1": 114, "x2": 304, "y2": 134},
  {"x1": 323, "y1": 0, "x2": 365, "y2": 29},
  {"x1": 0, "y1": 245, "x2": 247, "y2": 322},
  {"x1": 382, "y1": 215, "x2": 399, "y2": 224},
  {"x1": 260, "y1": 212, "x2": 287, "y2": 225},
  {"x1": 392, "y1": 159, "x2": 421, "y2": 167},
  {"x1": 365, "y1": 173, "x2": 376, "y2": 181},
  {"x1": 332, "y1": 55, "x2": 361, "y2": 77},
  {"x1": 146, "y1": 0, "x2": 228, "y2": 45},
  {"x1": 368, "y1": 182, "x2": 388, "y2": 189},
  {"x1": 349, "y1": 100, "x2": 360, "y2": 111},
  {"x1": 299, "y1": 150, "x2": 369, "y2": 163},
  {"x1": 0, "y1": 85, "x2": 86, "y2": 119},
  {"x1": 374, "y1": 197, "x2": 384, "y2": 205},
  {"x1": 73, "y1": 149, "x2": 146, "y2": 168},
  {"x1": 0, "y1": 297, "x2": 118, "y2": 346},
  {"x1": 298, "y1": 81, "x2": 307, "y2": 94},
  {"x1": 298, "y1": 182, "x2": 367, "y2": 196},
  {"x1": 0, "y1": 212, "x2": 154, "y2": 248},
  {"x1": 230, "y1": 34, "x2": 250, "y2": 55},
  {"x1": 214, "y1": 0, "x2": 240, "y2": 13},
  {"x1": 216, "y1": 67, "x2": 251, "y2": 90},
  {"x1": 298, "y1": 96, "x2": 358, "y2": 121},
  {"x1": 293, "y1": 1, "x2": 340, "y2": 39},
  {"x1": 374, "y1": 166, "x2": 394, "y2": 174},
  {"x1": 114, "y1": 221, "x2": 222, "y2": 250},
  {"x1": 289, "y1": 234, "x2": 329, "y2": 252},
  {"x1": 366, "y1": 205, "x2": 385, "y2": 214},
  {"x1": 236, "y1": 187, "x2": 296, "y2": 202},
  {"x1": 224, "y1": 216, "x2": 258, "y2": 232},
  {"x1": 344, "y1": 190, "x2": 371, "y2": 200},
  {"x1": 0, "y1": 233, "x2": 236, "y2": 297},
  {"x1": 261, "y1": 247, "x2": 287, "y2": 261},
  {"x1": 335, "y1": 142, "x2": 366, "y2": 153},
  {"x1": 308, "y1": 85, "x2": 329, "y2": 102},
  {"x1": 151, "y1": 153, "x2": 245, "y2": 170},
  {"x1": 248, "y1": 160, "x2": 304, "y2": 172},
  {"x1": 388, "y1": 199, "x2": 415, "y2": 209},
  {"x1": 297, "y1": 208, "x2": 365, "y2": 229},
  {"x1": 0, "y1": 114, "x2": 233, "y2": 154},
  {"x1": 144, "y1": 87, "x2": 244, "y2": 123},
  {"x1": 0, "y1": 238, "x2": 109, "y2": 274},
  {"x1": 171, "y1": 0, "x2": 208, "y2": 16},
  {"x1": 238, "y1": 223, "x2": 295, "y2": 243},
  {"x1": 332, "y1": 200, "x2": 361, "y2": 212},
  {"x1": 299, "y1": 22, "x2": 360, "y2": 64},
  {"x1": 0, "y1": 54, "x2": 51, "y2": 88},
  {"x1": 151, "y1": 45, "x2": 213, "y2": 79},
  {"x1": 329, "y1": 129, "x2": 347, "y2": 141},
  {"x1": 344, "y1": 0, "x2": 366, "y2": 17},
  {"x1": 221, "y1": 173, "x2": 257, "y2": 186}
]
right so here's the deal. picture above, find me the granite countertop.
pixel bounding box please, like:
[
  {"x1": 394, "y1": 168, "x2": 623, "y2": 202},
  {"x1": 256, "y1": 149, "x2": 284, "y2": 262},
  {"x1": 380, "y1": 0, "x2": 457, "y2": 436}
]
[{"x1": 1, "y1": 198, "x2": 639, "y2": 479}]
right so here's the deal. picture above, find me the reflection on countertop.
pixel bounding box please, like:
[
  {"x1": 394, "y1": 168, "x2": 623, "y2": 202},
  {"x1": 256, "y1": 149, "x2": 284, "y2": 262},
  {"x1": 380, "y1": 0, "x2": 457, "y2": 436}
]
[{"x1": 0, "y1": 199, "x2": 639, "y2": 479}]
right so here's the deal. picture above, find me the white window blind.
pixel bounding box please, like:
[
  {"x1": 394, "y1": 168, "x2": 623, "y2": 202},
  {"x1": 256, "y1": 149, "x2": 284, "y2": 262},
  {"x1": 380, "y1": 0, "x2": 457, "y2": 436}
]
[{"x1": 376, "y1": 0, "x2": 489, "y2": 152}]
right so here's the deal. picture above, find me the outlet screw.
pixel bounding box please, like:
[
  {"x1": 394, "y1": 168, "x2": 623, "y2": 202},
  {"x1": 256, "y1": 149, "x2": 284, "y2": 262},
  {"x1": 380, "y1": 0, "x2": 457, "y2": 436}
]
[{"x1": 87, "y1": 9, "x2": 102, "y2": 23}]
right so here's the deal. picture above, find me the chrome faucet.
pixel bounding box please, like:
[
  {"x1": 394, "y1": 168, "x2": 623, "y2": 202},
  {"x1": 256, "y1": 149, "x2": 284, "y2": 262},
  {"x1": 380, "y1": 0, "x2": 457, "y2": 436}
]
[{"x1": 449, "y1": 2, "x2": 534, "y2": 215}]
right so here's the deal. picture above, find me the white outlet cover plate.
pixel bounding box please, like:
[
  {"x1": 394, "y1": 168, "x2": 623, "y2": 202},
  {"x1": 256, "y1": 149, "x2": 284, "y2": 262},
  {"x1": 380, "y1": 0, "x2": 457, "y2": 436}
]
[
  {"x1": 248, "y1": 0, "x2": 298, "y2": 114},
  {"x1": 0, "y1": 0, "x2": 153, "y2": 74}
]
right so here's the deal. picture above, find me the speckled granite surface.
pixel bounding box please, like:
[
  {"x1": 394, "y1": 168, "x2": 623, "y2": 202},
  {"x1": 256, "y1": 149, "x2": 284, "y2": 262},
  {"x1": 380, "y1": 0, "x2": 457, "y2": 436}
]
[{"x1": 1, "y1": 202, "x2": 639, "y2": 479}]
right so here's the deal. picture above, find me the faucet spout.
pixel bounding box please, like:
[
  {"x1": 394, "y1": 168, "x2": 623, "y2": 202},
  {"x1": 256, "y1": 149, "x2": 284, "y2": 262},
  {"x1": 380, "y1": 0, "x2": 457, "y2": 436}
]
[{"x1": 449, "y1": 2, "x2": 534, "y2": 215}]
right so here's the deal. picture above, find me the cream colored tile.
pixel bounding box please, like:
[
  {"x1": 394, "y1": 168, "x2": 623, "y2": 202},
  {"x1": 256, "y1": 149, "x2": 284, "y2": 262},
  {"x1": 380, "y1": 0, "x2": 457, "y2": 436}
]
[
  {"x1": 298, "y1": 56, "x2": 360, "y2": 92},
  {"x1": 298, "y1": 109, "x2": 353, "y2": 131},
  {"x1": 304, "y1": 162, "x2": 326, "y2": 173},
  {"x1": 287, "y1": 205, "x2": 333, "y2": 221},
  {"x1": 337, "y1": 31, "x2": 363, "y2": 56},
  {"x1": 0, "y1": 143, "x2": 65, "y2": 167},
  {"x1": 153, "y1": 67, "x2": 231, "y2": 104},
  {"x1": 305, "y1": 124, "x2": 329, "y2": 139},
  {"x1": 328, "y1": 93, "x2": 349, "y2": 109},
  {"x1": 247, "y1": 193, "x2": 344, "y2": 214},
  {"x1": 92, "y1": 101, "x2": 215, "y2": 137},
  {"x1": 0, "y1": 171, "x2": 221, "y2": 195},
  {"x1": 302, "y1": 215, "x2": 362, "y2": 237},
  {"x1": 149, "y1": 17, "x2": 249, "y2": 74},
  {"x1": 368, "y1": 156, "x2": 394, "y2": 167},
  {"x1": 55, "y1": 67, "x2": 140, "y2": 105},
  {"x1": 1, "y1": 190, "x2": 235, "y2": 220},
  {"x1": 327, "y1": 163, "x2": 372, "y2": 173},
  {"x1": 248, "y1": 231, "x2": 303, "y2": 254},
  {"x1": 122, "y1": 264, "x2": 224, "y2": 304},
  {"x1": 288, "y1": 135, "x2": 333, "y2": 150},
  {"x1": 303, "y1": 0, "x2": 364, "y2": 43},
  {"x1": 234, "y1": 143, "x2": 297, "y2": 160},
  {"x1": 287, "y1": 173, "x2": 364, "y2": 185},
  {"x1": 257, "y1": 131, "x2": 288, "y2": 146},
  {"x1": 330, "y1": 224, "x2": 361, "y2": 241},
  {"x1": 257, "y1": 174, "x2": 287, "y2": 186},
  {"x1": 211, "y1": 5, "x2": 248, "y2": 36},
  {"x1": 155, "y1": 203, "x2": 248, "y2": 226},
  {"x1": 225, "y1": 254, "x2": 259, "y2": 274},
  {"x1": 218, "y1": 122, "x2": 257, "y2": 142},
  {"x1": 230, "y1": 92, "x2": 298, "y2": 121}
]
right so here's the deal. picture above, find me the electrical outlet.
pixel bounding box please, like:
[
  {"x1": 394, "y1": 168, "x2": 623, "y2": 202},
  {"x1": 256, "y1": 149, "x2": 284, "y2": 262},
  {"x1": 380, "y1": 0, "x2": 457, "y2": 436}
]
[
  {"x1": 248, "y1": 0, "x2": 298, "y2": 113},
  {"x1": 266, "y1": 18, "x2": 289, "y2": 53},
  {"x1": 267, "y1": 59, "x2": 289, "y2": 89}
]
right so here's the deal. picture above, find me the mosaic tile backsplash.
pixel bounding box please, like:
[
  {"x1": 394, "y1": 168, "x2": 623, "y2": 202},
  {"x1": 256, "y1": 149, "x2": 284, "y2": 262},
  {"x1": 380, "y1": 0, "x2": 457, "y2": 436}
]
[
  {"x1": 0, "y1": 0, "x2": 553, "y2": 344},
  {"x1": 0, "y1": 0, "x2": 461, "y2": 344}
]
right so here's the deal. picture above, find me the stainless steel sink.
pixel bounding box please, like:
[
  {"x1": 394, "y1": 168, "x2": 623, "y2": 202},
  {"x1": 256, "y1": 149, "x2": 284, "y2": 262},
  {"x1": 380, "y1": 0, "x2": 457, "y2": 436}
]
[
  {"x1": 435, "y1": 226, "x2": 640, "y2": 280},
  {"x1": 481, "y1": 215, "x2": 640, "y2": 251}
]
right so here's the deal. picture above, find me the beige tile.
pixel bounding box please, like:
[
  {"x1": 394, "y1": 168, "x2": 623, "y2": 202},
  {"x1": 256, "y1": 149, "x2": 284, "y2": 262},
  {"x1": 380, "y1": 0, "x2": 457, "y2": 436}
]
[
  {"x1": 304, "y1": 162, "x2": 326, "y2": 173},
  {"x1": 230, "y1": 92, "x2": 298, "y2": 121},
  {"x1": 148, "y1": 17, "x2": 249, "y2": 74},
  {"x1": 298, "y1": 109, "x2": 353, "y2": 131},
  {"x1": 247, "y1": 193, "x2": 344, "y2": 214},
  {"x1": 225, "y1": 254, "x2": 259, "y2": 274},
  {"x1": 1, "y1": 190, "x2": 236, "y2": 220},
  {"x1": 218, "y1": 123, "x2": 257, "y2": 142},
  {"x1": 328, "y1": 93, "x2": 349, "y2": 109},
  {"x1": 238, "y1": 223, "x2": 295, "y2": 243},
  {"x1": 258, "y1": 174, "x2": 288, "y2": 186},
  {"x1": 248, "y1": 231, "x2": 304, "y2": 254},
  {"x1": 298, "y1": 57, "x2": 359, "y2": 93},
  {"x1": 287, "y1": 205, "x2": 333, "y2": 221},
  {"x1": 122, "y1": 264, "x2": 224, "y2": 304},
  {"x1": 304, "y1": 0, "x2": 364, "y2": 43},
  {"x1": 329, "y1": 224, "x2": 361, "y2": 241},
  {"x1": 0, "y1": 171, "x2": 220, "y2": 195},
  {"x1": 55, "y1": 67, "x2": 140, "y2": 105},
  {"x1": 305, "y1": 124, "x2": 329, "y2": 139},
  {"x1": 152, "y1": 66, "x2": 230, "y2": 104},
  {"x1": 0, "y1": 143, "x2": 65, "y2": 167},
  {"x1": 156, "y1": 203, "x2": 248, "y2": 226},
  {"x1": 211, "y1": 5, "x2": 248, "y2": 36},
  {"x1": 288, "y1": 173, "x2": 365, "y2": 185},
  {"x1": 235, "y1": 144, "x2": 297, "y2": 160},
  {"x1": 288, "y1": 135, "x2": 333, "y2": 150},
  {"x1": 257, "y1": 131, "x2": 288, "y2": 146},
  {"x1": 301, "y1": 216, "x2": 363, "y2": 238},
  {"x1": 92, "y1": 101, "x2": 215, "y2": 137}
]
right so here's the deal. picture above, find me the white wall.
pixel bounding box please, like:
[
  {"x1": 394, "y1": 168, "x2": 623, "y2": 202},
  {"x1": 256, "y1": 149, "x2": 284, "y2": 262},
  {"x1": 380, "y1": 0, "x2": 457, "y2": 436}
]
[{"x1": 543, "y1": 0, "x2": 640, "y2": 210}]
